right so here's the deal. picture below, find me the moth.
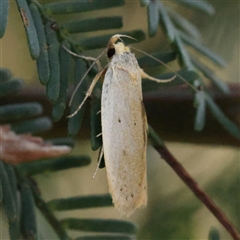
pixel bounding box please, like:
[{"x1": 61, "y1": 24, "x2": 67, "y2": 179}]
[{"x1": 68, "y1": 34, "x2": 174, "y2": 216}]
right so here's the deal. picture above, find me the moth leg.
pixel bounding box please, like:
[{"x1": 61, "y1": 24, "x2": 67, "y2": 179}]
[
  {"x1": 140, "y1": 68, "x2": 176, "y2": 83},
  {"x1": 92, "y1": 146, "x2": 104, "y2": 179},
  {"x1": 67, "y1": 68, "x2": 106, "y2": 118},
  {"x1": 82, "y1": 56, "x2": 102, "y2": 71},
  {"x1": 96, "y1": 133, "x2": 102, "y2": 137}
]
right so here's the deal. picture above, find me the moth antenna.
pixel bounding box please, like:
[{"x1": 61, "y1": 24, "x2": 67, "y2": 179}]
[
  {"x1": 131, "y1": 46, "x2": 199, "y2": 93},
  {"x1": 68, "y1": 48, "x2": 107, "y2": 107},
  {"x1": 62, "y1": 45, "x2": 102, "y2": 70},
  {"x1": 108, "y1": 34, "x2": 137, "y2": 47}
]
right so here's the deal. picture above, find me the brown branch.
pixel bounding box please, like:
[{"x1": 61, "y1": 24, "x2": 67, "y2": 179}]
[
  {"x1": 2, "y1": 84, "x2": 239, "y2": 146},
  {"x1": 148, "y1": 126, "x2": 240, "y2": 240}
]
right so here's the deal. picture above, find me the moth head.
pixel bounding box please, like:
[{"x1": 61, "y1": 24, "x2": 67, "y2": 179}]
[
  {"x1": 107, "y1": 42, "x2": 130, "y2": 60},
  {"x1": 106, "y1": 34, "x2": 136, "y2": 60}
]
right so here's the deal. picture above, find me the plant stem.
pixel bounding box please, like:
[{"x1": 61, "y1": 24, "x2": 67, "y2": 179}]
[
  {"x1": 27, "y1": 179, "x2": 71, "y2": 240},
  {"x1": 148, "y1": 125, "x2": 240, "y2": 240}
]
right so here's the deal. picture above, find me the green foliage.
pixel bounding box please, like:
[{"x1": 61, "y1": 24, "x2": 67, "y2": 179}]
[
  {"x1": 19, "y1": 180, "x2": 38, "y2": 239},
  {"x1": 47, "y1": 194, "x2": 113, "y2": 210},
  {"x1": 0, "y1": 103, "x2": 43, "y2": 121},
  {"x1": 205, "y1": 93, "x2": 240, "y2": 140},
  {"x1": 138, "y1": 201, "x2": 200, "y2": 239},
  {"x1": 52, "y1": 40, "x2": 71, "y2": 122},
  {"x1": 68, "y1": 58, "x2": 90, "y2": 137},
  {"x1": 17, "y1": 156, "x2": 91, "y2": 176},
  {"x1": 194, "y1": 88, "x2": 206, "y2": 131},
  {"x1": 29, "y1": 3, "x2": 50, "y2": 84},
  {"x1": 0, "y1": 0, "x2": 9, "y2": 38},
  {"x1": 63, "y1": 17, "x2": 123, "y2": 33},
  {"x1": 191, "y1": 57, "x2": 230, "y2": 94},
  {"x1": 90, "y1": 86, "x2": 102, "y2": 151},
  {"x1": 45, "y1": 21, "x2": 61, "y2": 102},
  {"x1": 60, "y1": 218, "x2": 137, "y2": 234},
  {"x1": 0, "y1": 161, "x2": 20, "y2": 239},
  {"x1": 172, "y1": 0, "x2": 215, "y2": 15},
  {"x1": 0, "y1": 78, "x2": 24, "y2": 97},
  {"x1": 144, "y1": 0, "x2": 239, "y2": 138},
  {"x1": 179, "y1": 31, "x2": 226, "y2": 67},
  {"x1": 44, "y1": 0, "x2": 125, "y2": 15},
  {"x1": 15, "y1": 0, "x2": 40, "y2": 60},
  {"x1": 11, "y1": 117, "x2": 52, "y2": 134},
  {"x1": 209, "y1": 228, "x2": 221, "y2": 240},
  {"x1": 76, "y1": 236, "x2": 133, "y2": 240}
]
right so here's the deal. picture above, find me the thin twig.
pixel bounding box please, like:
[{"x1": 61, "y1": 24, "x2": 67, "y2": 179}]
[
  {"x1": 27, "y1": 179, "x2": 71, "y2": 240},
  {"x1": 148, "y1": 126, "x2": 240, "y2": 240}
]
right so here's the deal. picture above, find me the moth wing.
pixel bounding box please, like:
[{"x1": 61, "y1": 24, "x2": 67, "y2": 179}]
[{"x1": 101, "y1": 57, "x2": 147, "y2": 216}]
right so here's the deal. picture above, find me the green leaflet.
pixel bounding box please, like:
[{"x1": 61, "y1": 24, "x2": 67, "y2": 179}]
[
  {"x1": 44, "y1": 0, "x2": 125, "y2": 14},
  {"x1": 0, "y1": 0, "x2": 9, "y2": 38},
  {"x1": 52, "y1": 40, "x2": 71, "y2": 122},
  {"x1": 0, "y1": 78, "x2": 24, "y2": 97},
  {"x1": 60, "y1": 218, "x2": 138, "y2": 234},
  {"x1": 158, "y1": 1, "x2": 175, "y2": 43},
  {"x1": 191, "y1": 56, "x2": 230, "y2": 94},
  {"x1": 0, "y1": 175, "x2": 2, "y2": 203},
  {"x1": 171, "y1": 34, "x2": 193, "y2": 69},
  {"x1": 167, "y1": 7, "x2": 201, "y2": 40},
  {"x1": 0, "y1": 68, "x2": 12, "y2": 82},
  {"x1": 90, "y1": 82, "x2": 102, "y2": 151},
  {"x1": 48, "y1": 138, "x2": 75, "y2": 148},
  {"x1": 45, "y1": 21, "x2": 60, "y2": 102},
  {"x1": 140, "y1": 0, "x2": 150, "y2": 7},
  {"x1": 76, "y1": 236, "x2": 132, "y2": 240},
  {"x1": 8, "y1": 219, "x2": 21, "y2": 240},
  {"x1": 11, "y1": 117, "x2": 52, "y2": 134},
  {"x1": 0, "y1": 103, "x2": 43, "y2": 121},
  {"x1": 147, "y1": 1, "x2": 160, "y2": 37},
  {"x1": 1, "y1": 163, "x2": 21, "y2": 240},
  {"x1": 194, "y1": 89, "x2": 206, "y2": 131},
  {"x1": 205, "y1": 92, "x2": 240, "y2": 139},
  {"x1": 179, "y1": 31, "x2": 227, "y2": 67},
  {"x1": 16, "y1": 155, "x2": 91, "y2": 176},
  {"x1": 172, "y1": 0, "x2": 215, "y2": 15},
  {"x1": 208, "y1": 228, "x2": 221, "y2": 240},
  {"x1": 68, "y1": 59, "x2": 90, "y2": 137},
  {"x1": 15, "y1": 0, "x2": 40, "y2": 59},
  {"x1": 3, "y1": 165, "x2": 20, "y2": 224},
  {"x1": 29, "y1": 3, "x2": 50, "y2": 85},
  {"x1": 47, "y1": 194, "x2": 112, "y2": 211},
  {"x1": 63, "y1": 16, "x2": 123, "y2": 33},
  {"x1": 19, "y1": 181, "x2": 37, "y2": 239}
]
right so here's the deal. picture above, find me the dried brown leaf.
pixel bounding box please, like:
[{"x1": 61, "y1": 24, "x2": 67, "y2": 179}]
[{"x1": 0, "y1": 125, "x2": 71, "y2": 164}]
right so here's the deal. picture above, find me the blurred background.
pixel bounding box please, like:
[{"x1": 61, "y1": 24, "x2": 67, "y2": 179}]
[{"x1": 0, "y1": 0, "x2": 239, "y2": 239}]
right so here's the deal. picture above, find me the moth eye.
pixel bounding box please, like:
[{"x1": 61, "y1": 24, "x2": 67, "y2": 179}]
[{"x1": 107, "y1": 48, "x2": 115, "y2": 59}]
